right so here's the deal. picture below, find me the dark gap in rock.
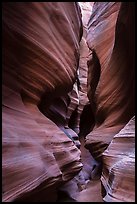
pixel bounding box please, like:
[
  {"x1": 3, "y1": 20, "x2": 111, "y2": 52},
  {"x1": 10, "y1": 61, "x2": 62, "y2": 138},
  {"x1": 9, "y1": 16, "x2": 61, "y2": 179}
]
[
  {"x1": 68, "y1": 106, "x2": 78, "y2": 131},
  {"x1": 56, "y1": 191, "x2": 77, "y2": 202},
  {"x1": 79, "y1": 103, "x2": 95, "y2": 138},
  {"x1": 87, "y1": 49, "x2": 101, "y2": 121}
]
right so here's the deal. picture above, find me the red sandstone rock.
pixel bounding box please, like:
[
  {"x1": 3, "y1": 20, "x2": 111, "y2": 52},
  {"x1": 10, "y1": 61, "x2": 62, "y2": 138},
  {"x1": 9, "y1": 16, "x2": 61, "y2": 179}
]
[
  {"x1": 40, "y1": 3, "x2": 92, "y2": 148},
  {"x1": 2, "y1": 2, "x2": 83, "y2": 202},
  {"x1": 3, "y1": 1, "x2": 135, "y2": 202},
  {"x1": 101, "y1": 116, "x2": 135, "y2": 202},
  {"x1": 55, "y1": 4, "x2": 103, "y2": 201},
  {"x1": 85, "y1": 2, "x2": 135, "y2": 160},
  {"x1": 85, "y1": 2, "x2": 135, "y2": 202}
]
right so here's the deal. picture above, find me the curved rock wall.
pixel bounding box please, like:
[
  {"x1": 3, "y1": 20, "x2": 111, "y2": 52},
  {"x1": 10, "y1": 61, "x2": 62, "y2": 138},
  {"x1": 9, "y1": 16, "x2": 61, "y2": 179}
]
[
  {"x1": 85, "y1": 2, "x2": 135, "y2": 202},
  {"x1": 3, "y1": 2, "x2": 82, "y2": 105},
  {"x1": 2, "y1": 2, "x2": 135, "y2": 202},
  {"x1": 40, "y1": 2, "x2": 92, "y2": 147},
  {"x1": 101, "y1": 116, "x2": 135, "y2": 202},
  {"x1": 85, "y1": 2, "x2": 135, "y2": 160},
  {"x1": 2, "y1": 2, "x2": 83, "y2": 202}
]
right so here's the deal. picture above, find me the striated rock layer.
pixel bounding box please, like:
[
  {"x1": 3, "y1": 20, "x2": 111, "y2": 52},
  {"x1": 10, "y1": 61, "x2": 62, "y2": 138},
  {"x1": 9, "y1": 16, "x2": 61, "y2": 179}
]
[
  {"x1": 3, "y1": 1, "x2": 135, "y2": 202},
  {"x1": 2, "y1": 2, "x2": 83, "y2": 202},
  {"x1": 40, "y1": 2, "x2": 93, "y2": 148},
  {"x1": 51, "y1": 3, "x2": 99, "y2": 201},
  {"x1": 85, "y1": 2, "x2": 135, "y2": 202},
  {"x1": 85, "y1": 2, "x2": 135, "y2": 160},
  {"x1": 101, "y1": 116, "x2": 135, "y2": 202}
]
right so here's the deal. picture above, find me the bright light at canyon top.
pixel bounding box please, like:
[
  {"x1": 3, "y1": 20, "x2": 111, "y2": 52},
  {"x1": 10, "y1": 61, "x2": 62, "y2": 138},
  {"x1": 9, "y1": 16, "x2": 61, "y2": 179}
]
[{"x1": 78, "y1": 2, "x2": 94, "y2": 26}]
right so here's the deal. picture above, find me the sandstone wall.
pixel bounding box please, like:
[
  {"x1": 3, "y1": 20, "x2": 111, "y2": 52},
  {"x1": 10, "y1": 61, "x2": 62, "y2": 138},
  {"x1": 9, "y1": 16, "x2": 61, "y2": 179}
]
[
  {"x1": 85, "y1": 2, "x2": 135, "y2": 160},
  {"x1": 85, "y1": 2, "x2": 135, "y2": 202},
  {"x1": 2, "y1": 2, "x2": 83, "y2": 202},
  {"x1": 102, "y1": 116, "x2": 135, "y2": 202}
]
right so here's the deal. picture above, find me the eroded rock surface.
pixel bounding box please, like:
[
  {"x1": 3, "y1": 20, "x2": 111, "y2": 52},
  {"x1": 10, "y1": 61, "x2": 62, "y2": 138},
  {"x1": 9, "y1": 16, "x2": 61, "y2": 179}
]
[
  {"x1": 85, "y1": 2, "x2": 135, "y2": 160},
  {"x1": 2, "y1": 2, "x2": 135, "y2": 203},
  {"x1": 101, "y1": 116, "x2": 135, "y2": 202},
  {"x1": 85, "y1": 2, "x2": 135, "y2": 202},
  {"x1": 2, "y1": 2, "x2": 83, "y2": 202}
]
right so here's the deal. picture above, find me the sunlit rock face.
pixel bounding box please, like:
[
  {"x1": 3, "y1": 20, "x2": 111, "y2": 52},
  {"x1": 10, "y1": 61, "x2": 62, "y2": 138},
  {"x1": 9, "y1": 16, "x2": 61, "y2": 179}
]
[
  {"x1": 102, "y1": 116, "x2": 135, "y2": 202},
  {"x1": 85, "y1": 2, "x2": 135, "y2": 160},
  {"x1": 41, "y1": 2, "x2": 93, "y2": 147},
  {"x1": 78, "y1": 2, "x2": 94, "y2": 37},
  {"x1": 78, "y1": 2, "x2": 95, "y2": 138},
  {"x1": 2, "y1": 2, "x2": 83, "y2": 202},
  {"x1": 54, "y1": 3, "x2": 100, "y2": 201}
]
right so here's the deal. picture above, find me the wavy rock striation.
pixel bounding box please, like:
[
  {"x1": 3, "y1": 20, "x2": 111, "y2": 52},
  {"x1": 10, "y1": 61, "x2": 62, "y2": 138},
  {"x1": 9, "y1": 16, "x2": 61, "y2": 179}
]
[
  {"x1": 85, "y1": 2, "x2": 135, "y2": 160},
  {"x1": 2, "y1": 2, "x2": 83, "y2": 202},
  {"x1": 2, "y1": 2, "x2": 135, "y2": 202},
  {"x1": 101, "y1": 116, "x2": 135, "y2": 202},
  {"x1": 85, "y1": 2, "x2": 135, "y2": 202}
]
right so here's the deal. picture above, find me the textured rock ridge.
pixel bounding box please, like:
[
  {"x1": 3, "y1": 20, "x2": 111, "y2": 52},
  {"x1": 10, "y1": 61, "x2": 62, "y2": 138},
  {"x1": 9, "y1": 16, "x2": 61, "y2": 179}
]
[
  {"x1": 40, "y1": 3, "x2": 92, "y2": 148},
  {"x1": 85, "y1": 2, "x2": 135, "y2": 160},
  {"x1": 2, "y1": 2, "x2": 83, "y2": 202},
  {"x1": 84, "y1": 2, "x2": 135, "y2": 202},
  {"x1": 2, "y1": 1, "x2": 135, "y2": 202},
  {"x1": 101, "y1": 116, "x2": 135, "y2": 202}
]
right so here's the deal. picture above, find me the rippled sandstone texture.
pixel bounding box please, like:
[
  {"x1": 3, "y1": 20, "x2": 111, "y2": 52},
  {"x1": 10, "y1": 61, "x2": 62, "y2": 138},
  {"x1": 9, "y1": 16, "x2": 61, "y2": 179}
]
[
  {"x1": 102, "y1": 116, "x2": 135, "y2": 202},
  {"x1": 53, "y1": 3, "x2": 101, "y2": 201},
  {"x1": 86, "y1": 2, "x2": 135, "y2": 160},
  {"x1": 40, "y1": 3, "x2": 92, "y2": 147},
  {"x1": 2, "y1": 2, "x2": 135, "y2": 203},
  {"x1": 2, "y1": 2, "x2": 83, "y2": 202},
  {"x1": 85, "y1": 2, "x2": 135, "y2": 202}
]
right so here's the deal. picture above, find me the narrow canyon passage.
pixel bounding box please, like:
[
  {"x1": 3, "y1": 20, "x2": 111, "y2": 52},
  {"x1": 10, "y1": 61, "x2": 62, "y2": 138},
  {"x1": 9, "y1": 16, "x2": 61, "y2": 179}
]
[{"x1": 2, "y1": 2, "x2": 135, "y2": 202}]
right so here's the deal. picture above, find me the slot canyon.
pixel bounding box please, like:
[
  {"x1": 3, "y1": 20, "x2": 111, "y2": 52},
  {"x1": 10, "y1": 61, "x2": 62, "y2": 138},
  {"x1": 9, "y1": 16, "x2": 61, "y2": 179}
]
[{"x1": 2, "y1": 2, "x2": 135, "y2": 202}]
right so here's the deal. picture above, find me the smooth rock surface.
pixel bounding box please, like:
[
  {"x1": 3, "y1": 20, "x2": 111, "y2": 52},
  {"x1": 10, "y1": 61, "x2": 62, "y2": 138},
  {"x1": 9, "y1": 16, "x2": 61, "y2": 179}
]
[
  {"x1": 2, "y1": 2, "x2": 83, "y2": 202},
  {"x1": 2, "y1": 2, "x2": 135, "y2": 202},
  {"x1": 85, "y1": 2, "x2": 135, "y2": 160},
  {"x1": 85, "y1": 2, "x2": 135, "y2": 203}
]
